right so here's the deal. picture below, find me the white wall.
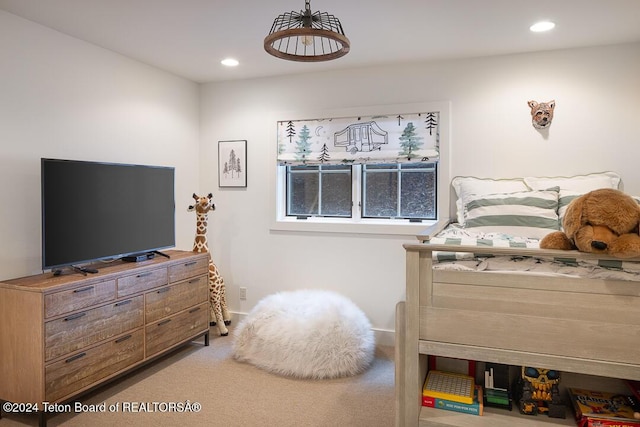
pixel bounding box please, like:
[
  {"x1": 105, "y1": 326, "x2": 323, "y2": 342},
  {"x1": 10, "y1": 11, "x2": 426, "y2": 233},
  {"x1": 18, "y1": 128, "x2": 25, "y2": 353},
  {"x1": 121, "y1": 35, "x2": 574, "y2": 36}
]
[
  {"x1": 2, "y1": 7, "x2": 639, "y2": 343},
  {"x1": 200, "y1": 42, "x2": 640, "y2": 341},
  {"x1": 0, "y1": 11, "x2": 200, "y2": 280}
]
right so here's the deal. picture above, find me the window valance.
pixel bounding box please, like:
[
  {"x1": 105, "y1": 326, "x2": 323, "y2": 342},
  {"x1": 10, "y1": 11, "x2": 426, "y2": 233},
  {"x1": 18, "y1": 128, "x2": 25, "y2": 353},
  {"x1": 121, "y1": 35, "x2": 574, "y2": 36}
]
[{"x1": 277, "y1": 111, "x2": 439, "y2": 166}]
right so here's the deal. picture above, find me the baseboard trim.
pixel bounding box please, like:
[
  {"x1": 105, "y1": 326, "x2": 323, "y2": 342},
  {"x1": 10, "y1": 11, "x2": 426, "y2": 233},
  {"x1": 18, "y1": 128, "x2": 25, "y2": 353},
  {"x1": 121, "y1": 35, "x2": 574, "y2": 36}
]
[
  {"x1": 372, "y1": 327, "x2": 395, "y2": 347},
  {"x1": 229, "y1": 311, "x2": 395, "y2": 347}
]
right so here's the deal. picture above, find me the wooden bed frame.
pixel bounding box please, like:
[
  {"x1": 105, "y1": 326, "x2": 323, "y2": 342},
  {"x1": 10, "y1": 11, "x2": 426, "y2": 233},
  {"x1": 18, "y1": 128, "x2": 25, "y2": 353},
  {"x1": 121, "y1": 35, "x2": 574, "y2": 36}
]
[{"x1": 395, "y1": 242, "x2": 640, "y2": 427}]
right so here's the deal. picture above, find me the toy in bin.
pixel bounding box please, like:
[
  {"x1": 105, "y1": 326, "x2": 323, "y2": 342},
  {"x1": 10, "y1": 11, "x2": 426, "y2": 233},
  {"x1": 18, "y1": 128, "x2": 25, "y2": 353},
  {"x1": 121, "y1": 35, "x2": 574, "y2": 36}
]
[
  {"x1": 484, "y1": 362, "x2": 512, "y2": 410},
  {"x1": 423, "y1": 370, "x2": 475, "y2": 404},
  {"x1": 515, "y1": 366, "x2": 566, "y2": 418}
]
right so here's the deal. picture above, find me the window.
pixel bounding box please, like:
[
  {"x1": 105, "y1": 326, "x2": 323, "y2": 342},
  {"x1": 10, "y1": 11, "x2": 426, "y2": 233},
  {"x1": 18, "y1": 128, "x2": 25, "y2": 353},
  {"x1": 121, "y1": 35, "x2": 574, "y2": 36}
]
[
  {"x1": 271, "y1": 102, "x2": 450, "y2": 235},
  {"x1": 362, "y1": 163, "x2": 437, "y2": 220},
  {"x1": 286, "y1": 163, "x2": 437, "y2": 220},
  {"x1": 287, "y1": 165, "x2": 352, "y2": 217}
]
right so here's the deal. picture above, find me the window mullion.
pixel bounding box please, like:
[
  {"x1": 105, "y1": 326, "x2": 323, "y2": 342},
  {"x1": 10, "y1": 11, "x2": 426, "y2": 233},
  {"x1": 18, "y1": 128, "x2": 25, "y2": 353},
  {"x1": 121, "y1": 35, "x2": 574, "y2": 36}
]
[
  {"x1": 397, "y1": 166, "x2": 402, "y2": 218},
  {"x1": 353, "y1": 165, "x2": 362, "y2": 219},
  {"x1": 285, "y1": 166, "x2": 292, "y2": 216},
  {"x1": 317, "y1": 167, "x2": 323, "y2": 216}
]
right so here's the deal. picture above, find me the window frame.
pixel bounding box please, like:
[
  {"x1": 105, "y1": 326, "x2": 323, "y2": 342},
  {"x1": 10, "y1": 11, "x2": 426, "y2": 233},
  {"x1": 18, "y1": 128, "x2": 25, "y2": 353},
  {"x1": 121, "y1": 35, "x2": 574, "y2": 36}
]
[{"x1": 270, "y1": 101, "x2": 451, "y2": 236}]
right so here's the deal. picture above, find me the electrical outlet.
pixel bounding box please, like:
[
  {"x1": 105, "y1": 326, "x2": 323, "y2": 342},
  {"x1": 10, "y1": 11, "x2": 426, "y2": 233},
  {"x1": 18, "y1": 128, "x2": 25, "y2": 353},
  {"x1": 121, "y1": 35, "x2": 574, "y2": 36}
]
[{"x1": 239, "y1": 287, "x2": 247, "y2": 300}]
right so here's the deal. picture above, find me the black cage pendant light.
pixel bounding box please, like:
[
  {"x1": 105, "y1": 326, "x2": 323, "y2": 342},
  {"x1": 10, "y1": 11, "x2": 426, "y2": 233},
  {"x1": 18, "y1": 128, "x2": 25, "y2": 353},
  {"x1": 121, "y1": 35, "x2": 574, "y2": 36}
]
[{"x1": 264, "y1": 0, "x2": 350, "y2": 62}]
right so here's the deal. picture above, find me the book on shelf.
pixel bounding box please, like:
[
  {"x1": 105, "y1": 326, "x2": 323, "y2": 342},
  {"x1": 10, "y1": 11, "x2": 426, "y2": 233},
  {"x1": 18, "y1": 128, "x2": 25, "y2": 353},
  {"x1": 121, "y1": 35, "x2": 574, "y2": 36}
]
[
  {"x1": 578, "y1": 418, "x2": 640, "y2": 427},
  {"x1": 422, "y1": 384, "x2": 484, "y2": 416},
  {"x1": 568, "y1": 387, "x2": 640, "y2": 427}
]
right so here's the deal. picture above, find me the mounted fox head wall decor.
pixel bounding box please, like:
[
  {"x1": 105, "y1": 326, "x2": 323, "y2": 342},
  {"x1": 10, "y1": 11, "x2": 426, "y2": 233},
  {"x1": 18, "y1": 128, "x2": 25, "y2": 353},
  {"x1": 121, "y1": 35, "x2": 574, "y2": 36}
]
[{"x1": 528, "y1": 100, "x2": 556, "y2": 129}]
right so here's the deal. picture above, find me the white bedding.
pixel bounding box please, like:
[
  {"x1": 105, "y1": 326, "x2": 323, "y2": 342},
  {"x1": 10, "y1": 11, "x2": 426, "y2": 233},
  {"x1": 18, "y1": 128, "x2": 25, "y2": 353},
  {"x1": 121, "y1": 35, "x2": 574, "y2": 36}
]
[{"x1": 427, "y1": 224, "x2": 640, "y2": 281}]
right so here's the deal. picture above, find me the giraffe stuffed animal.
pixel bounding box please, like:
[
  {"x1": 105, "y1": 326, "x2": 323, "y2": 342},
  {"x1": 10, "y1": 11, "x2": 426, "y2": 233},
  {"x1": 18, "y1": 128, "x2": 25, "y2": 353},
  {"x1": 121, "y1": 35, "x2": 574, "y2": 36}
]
[{"x1": 188, "y1": 193, "x2": 231, "y2": 336}]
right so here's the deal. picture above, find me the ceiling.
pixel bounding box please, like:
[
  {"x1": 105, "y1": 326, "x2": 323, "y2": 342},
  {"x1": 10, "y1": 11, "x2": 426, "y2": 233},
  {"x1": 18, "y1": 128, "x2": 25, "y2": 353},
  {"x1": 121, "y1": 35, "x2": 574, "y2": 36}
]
[{"x1": 2, "y1": 0, "x2": 640, "y2": 83}]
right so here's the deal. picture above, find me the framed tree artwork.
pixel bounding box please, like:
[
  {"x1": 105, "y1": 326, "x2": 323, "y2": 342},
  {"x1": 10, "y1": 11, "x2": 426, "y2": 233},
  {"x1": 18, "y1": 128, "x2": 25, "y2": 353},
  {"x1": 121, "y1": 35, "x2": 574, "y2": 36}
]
[{"x1": 218, "y1": 140, "x2": 247, "y2": 188}]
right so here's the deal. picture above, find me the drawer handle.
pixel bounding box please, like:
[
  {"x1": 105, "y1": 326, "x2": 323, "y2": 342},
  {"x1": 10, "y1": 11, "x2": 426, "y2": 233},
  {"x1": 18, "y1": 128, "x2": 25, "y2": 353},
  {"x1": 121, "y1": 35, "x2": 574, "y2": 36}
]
[
  {"x1": 157, "y1": 319, "x2": 172, "y2": 326},
  {"x1": 114, "y1": 299, "x2": 132, "y2": 307},
  {"x1": 189, "y1": 307, "x2": 201, "y2": 314},
  {"x1": 65, "y1": 352, "x2": 86, "y2": 363},
  {"x1": 115, "y1": 334, "x2": 132, "y2": 343},
  {"x1": 156, "y1": 287, "x2": 170, "y2": 294},
  {"x1": 64, "y1": 312, "x2": 86, "y2": 321},
  {"x1": 73, "y1": 286, "x2": 94, "y2": 294},
  {"x1": 184, "y1": 261, "x2": 197, "y2": 267},
  {"x1": 136, "y1": 272, "x2": 152, "y2": 278},
  {"x1": 188, "y1": 278, "x2": 201, "y2": 284}
]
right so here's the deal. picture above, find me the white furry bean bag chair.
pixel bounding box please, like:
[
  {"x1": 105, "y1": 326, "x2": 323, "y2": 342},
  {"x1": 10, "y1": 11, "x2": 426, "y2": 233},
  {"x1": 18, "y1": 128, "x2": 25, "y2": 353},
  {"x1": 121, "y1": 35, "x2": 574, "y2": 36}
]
[{"x1": 232, "y1": 289, "x2": 375, "y2": 379}]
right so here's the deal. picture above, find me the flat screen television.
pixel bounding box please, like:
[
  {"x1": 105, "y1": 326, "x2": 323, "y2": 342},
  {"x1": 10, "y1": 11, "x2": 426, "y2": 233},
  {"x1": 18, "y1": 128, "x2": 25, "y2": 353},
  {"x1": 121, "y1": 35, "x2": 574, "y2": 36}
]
[{"x1": 41, "y1": 158, "x2": 175, "y2": 271}]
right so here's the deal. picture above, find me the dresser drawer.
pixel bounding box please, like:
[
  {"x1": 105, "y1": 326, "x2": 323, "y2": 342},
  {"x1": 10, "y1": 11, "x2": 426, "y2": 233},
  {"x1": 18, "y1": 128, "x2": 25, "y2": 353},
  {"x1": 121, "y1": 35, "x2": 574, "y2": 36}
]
[
  {"x1": 45, "y1": 280, "x2": 116, "y2": 319},
  {"x1": 45, "y1": 329, "x2": 144, "y2": 402},
  {"x1": 145, "y1": 302, "x2": 208, "y2": 357},
  {"x1": 45, "y1": 296, "x2": 144, "y2": 361},
  {"x1": 117, "y1": 267, "x2": 168, "y2": 297},
  {"x1": 168, "y1": 256, "x2": 209, "y2": 283},
  {"x1": 145, "y1": 275, "x2": 208, "y2": 323}
]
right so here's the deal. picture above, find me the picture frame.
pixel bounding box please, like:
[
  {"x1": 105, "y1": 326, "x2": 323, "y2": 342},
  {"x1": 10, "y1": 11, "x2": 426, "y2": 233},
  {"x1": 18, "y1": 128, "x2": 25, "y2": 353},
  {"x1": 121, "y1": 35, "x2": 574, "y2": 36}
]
[{"x1": 218, "y1": 140, "x2": 247, "y2": 188}]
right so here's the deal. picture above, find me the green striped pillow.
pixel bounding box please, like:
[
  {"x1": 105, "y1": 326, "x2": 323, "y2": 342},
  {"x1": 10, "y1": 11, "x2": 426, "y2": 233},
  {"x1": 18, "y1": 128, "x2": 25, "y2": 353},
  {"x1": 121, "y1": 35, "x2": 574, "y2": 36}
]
[
  {"x1": 558, "y1": 189, "x2": 637, "y2": 230},
  {"x1": 463, "y1": 188, "x2": 560, "y2": 239},
  {"x1": 558, "y1": 189, "x2": 583, "y2": 230}
]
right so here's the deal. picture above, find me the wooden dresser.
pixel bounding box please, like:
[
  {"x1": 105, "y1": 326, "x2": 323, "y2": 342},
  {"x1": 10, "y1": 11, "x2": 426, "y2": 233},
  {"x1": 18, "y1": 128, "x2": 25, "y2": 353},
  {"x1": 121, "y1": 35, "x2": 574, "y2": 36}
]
[{"x1": 0, "y1": 250, "x2": 209, "y2": 425}]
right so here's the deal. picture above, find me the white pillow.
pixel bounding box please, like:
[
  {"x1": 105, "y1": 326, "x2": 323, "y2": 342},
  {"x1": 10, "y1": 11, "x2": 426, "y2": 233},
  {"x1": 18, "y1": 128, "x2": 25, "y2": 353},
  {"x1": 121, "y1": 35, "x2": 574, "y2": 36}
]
[
  {"x1": 524, "y1": 172, "x2": 620, "y2": 192},
  {"x1": 451, "y1": 176, "x2": 528, "y2": 225},
  {"x1": 462, "y1": 188, "x2": 560, "y2": 239}
]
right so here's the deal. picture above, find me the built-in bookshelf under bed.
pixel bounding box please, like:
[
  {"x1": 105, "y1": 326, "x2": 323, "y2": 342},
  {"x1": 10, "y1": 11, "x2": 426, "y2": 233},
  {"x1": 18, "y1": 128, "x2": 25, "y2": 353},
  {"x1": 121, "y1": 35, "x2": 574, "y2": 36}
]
[{"x1": 395, "y1": 243, "x2": 640, "y2": 427}]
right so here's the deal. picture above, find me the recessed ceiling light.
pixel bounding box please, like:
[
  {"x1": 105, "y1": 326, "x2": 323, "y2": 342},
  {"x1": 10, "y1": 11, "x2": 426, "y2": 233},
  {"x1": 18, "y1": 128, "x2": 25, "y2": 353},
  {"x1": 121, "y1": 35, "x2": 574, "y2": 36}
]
[
  {"x1": 530, "y1": 21, "x2": 555, "y2": 32},
  {"x1": 221, "y1": 58, "x2": 239, "y2": 67}
]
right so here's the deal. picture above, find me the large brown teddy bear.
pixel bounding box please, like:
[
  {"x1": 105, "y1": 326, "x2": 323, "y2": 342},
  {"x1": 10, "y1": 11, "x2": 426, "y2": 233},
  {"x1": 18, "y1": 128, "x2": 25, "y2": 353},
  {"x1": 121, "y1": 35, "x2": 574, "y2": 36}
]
[{"x1": 540, "y1": 188, "x2": 640, "y2": 258}]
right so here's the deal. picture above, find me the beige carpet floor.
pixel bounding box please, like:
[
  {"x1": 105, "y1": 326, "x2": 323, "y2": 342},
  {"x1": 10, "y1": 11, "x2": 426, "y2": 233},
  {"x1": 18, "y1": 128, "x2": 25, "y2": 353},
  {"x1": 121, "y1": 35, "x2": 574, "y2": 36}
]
[{"x1": 1, "y1": 326, "x2": 395, "y2": 427}]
